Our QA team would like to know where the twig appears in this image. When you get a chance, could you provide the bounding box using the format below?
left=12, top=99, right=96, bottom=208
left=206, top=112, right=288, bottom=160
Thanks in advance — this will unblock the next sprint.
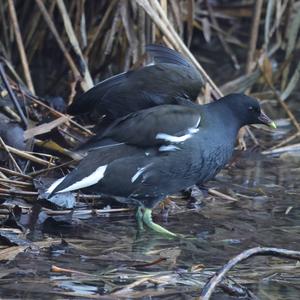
left=27, top=95, right=93, bottom=136
left=7, top=0, right=35, bottom=94
left=208, top=188, right=237, bottom=202
left=0, top=137, right=23, bottom=174
left=262, top=142, right=300, bottom=155
left=0, top=63, right=28, bottom=128
left=136, top=0, right=222, bottom=97
left=262, top=72, right=300, bottom=133
left=28, top=160, right=76, bottom=177
left=0, top=178, right=32, bottom=187
left=199, top=247, right=300, bottom=300
left=45, top=207, right=132, bottom=215
left=0, top=188, right=38, bottom=196
left=0, top=141, right=55, bottom=167
left=268, top=132, right=300, bottom=151
left=51, top=265, right=95, bottom=276
left=34, top=139, right=83, bottom=161
left=246, top=0, right=264, bottom=74
left=0, top=166, right=32, bottom=179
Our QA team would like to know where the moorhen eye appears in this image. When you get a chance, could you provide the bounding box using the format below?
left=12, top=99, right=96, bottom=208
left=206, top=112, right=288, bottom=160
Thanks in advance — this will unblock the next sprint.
left=249, top=106, right=260, bottom=113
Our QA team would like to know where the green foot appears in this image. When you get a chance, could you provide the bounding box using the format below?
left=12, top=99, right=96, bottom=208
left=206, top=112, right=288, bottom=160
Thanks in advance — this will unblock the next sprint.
left=143, top=208, right=177, bottom=237
left=136, top=207, right=144, bottom=231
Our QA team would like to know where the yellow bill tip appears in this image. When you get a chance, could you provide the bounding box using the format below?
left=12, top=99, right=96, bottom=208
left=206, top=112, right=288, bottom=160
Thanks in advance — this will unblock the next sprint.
left=269, top=121, right=277, bottom=129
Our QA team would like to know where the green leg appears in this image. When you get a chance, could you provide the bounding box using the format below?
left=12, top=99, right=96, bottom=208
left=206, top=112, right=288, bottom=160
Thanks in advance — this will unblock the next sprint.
left=143, top=208, right=177, bottom=237
left=136, top=207, right=144, bottom=231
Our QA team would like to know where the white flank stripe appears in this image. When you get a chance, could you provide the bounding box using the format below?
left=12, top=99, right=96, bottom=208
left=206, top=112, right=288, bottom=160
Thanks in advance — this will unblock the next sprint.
left=156, top=117, right=200, bottom=143
left=188, top=128, right=199, bottom=134
left=156, top=132, right=192, bottom=143
left=46, top=176, right=66, bottom=194
left=159, top=145, right=180, bottom=152
left=146, top=61, right=155, bottom=66
left=131, top=164, right=152, bottom=183
left=91, top=142, right=125, bottom=150
left=58, top=165, right=107, bottom=193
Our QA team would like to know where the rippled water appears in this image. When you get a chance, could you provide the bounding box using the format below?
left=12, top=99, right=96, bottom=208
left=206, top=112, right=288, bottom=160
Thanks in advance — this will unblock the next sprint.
left=0, top=150, right=299, bottom=299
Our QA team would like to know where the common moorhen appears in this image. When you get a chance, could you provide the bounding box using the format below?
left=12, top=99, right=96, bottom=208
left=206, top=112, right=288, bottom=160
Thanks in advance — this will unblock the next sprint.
left=68, top=45, right=203, bottom=137
left=48, top=94, right=276, bottom=236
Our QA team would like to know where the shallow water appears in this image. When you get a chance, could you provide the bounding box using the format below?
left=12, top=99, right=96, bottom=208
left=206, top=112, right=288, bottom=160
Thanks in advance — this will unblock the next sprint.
left=0, top=151, right=299, bottom=299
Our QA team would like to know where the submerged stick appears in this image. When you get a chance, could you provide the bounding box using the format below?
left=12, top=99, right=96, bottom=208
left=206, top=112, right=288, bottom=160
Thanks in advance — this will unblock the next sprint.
left=208, top=188, right=237, bottom=202
left=199, top=247, right=300, bottom=300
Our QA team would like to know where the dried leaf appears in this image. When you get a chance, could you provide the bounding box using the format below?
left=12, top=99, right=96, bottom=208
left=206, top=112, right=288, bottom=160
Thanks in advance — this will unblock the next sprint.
left=0, top=245, right=29, bottom=261
left=24, top=116, right=68, bottom=140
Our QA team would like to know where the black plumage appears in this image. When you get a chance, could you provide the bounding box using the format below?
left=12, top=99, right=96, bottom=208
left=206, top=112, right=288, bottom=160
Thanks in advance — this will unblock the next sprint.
left=68, top=44, right=203, bottom=126
left=48, top=94, right=276, bottom=236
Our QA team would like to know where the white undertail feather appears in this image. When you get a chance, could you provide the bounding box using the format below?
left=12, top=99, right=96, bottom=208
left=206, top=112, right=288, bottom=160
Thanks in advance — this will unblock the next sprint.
left=159, top=145, right=180, bottom=152
left=195, top=116, right=201, bottom=128
left=53, top=165, right=107, bottom=194
left=46, top=176, right=66, bottom=194
left=131, top=163, right=152, bottom=183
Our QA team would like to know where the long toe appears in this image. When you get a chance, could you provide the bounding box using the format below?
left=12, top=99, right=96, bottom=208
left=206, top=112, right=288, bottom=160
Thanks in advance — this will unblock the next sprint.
left=143, top=208, right=177, bottom=237
left=136, top=207, right=144, bottom=231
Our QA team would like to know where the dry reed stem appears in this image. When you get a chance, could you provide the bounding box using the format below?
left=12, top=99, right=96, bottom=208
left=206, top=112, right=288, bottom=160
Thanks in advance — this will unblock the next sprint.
left=7, top=0, right=35, bottom=94
left=136, top=0, right=222, bottom=98
left=0, top=178, right=32, bottom=187
left=0, top=137, right=23, bottom=174
left=56, top=0, right=93, bottom=89
left=206, top=1, right=239, bottom=70
left=262, top=72, right=300, bottom=133
left=34, top=0, right=89, bottom=92
left=85, top=1, right=117, bottom=57
left=246, top=0, right=264, bottom=74
left=0, top=166, right=32, bottom=179
left=0, top=141, right=55, bottom=167
left=0, top=64, right=28, bottom=128
left=0, top=188, right=38, bottom=196
left=28, top=96, right=93, bottom=136
left=268, top=132, right=300, bottom=151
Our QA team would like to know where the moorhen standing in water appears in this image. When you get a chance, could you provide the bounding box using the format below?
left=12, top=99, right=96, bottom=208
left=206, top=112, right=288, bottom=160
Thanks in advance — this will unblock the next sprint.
left=47, top=93, right=276, bottom=237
